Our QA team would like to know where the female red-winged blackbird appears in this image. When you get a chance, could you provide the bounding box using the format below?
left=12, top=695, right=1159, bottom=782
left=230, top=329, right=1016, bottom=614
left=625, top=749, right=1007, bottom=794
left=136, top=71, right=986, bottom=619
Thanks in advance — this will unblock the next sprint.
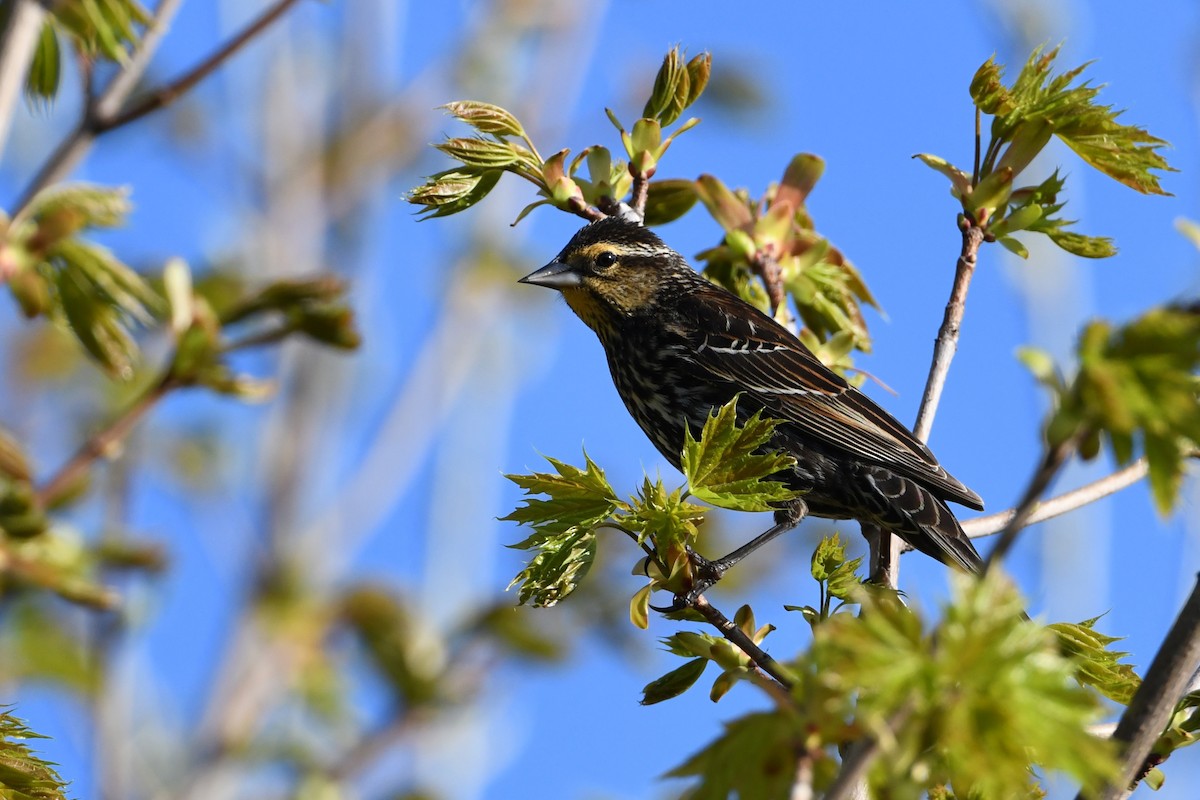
left=520, top=216, right=984, bottom=595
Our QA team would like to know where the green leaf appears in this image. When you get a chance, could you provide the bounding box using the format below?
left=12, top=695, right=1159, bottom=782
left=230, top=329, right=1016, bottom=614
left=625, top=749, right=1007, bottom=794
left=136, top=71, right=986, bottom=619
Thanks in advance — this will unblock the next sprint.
left=55, top=264, right=139, bottom=378
left=643, top=47, right=690, bottom=127
left=0, top=709, right=70, bottom=800
left=629, top=583, right=652, bottom=630
left=993, top=46, right=1173, bottom=194
left=681, top=397, right=800, bottom=512
left=51, top=0, right=150, bottom=63
left=25, top=21, right=60, bottom=101
left=914, top=153, right=972, bottom=197
left=408, top=168, right=503, bottom=218
left=666, top=711, right=804, bottom=800
left=440, top=100, right=526, bottom=137
left=970, top=55, right=1014, bottom=115
left=642, top=178, right=698, bottom=225
left=507, top=526, right=597, bottom=608
left=433, top=136, right=523, bottom=169
left=503, top=452, right=620, bottom=539
left=640, top=657, right=708, bottom=705
left=1049, top=617, right=1141, bottom=705
left=622, top=476, right=707, bottom=551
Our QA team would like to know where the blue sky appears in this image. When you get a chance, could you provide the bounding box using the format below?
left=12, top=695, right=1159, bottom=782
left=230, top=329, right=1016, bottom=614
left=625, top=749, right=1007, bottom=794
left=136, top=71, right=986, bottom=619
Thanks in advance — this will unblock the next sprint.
left=3, top=1, right=1199, bottom=798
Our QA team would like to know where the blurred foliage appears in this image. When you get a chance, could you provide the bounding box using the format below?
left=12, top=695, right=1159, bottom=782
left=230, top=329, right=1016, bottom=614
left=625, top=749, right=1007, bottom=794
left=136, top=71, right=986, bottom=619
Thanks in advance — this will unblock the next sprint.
left=668, top=575, right=1118, bottom=799
left=1019, top=303, right=1200, bottom=513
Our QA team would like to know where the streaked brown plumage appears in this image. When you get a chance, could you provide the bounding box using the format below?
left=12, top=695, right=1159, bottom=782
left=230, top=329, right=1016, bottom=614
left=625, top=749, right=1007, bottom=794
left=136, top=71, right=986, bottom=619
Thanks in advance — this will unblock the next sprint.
left=520, top=216, right=984, bottom=584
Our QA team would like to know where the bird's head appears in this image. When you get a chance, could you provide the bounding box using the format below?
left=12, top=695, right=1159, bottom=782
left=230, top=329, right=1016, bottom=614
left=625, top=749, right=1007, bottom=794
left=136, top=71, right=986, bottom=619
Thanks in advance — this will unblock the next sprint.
left=519, top=216, right=685, bottom=335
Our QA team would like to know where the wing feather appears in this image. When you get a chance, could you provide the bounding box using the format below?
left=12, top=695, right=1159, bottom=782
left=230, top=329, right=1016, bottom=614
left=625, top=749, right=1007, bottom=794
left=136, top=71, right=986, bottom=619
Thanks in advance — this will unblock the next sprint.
left=683, top=286, right=983, bottom=510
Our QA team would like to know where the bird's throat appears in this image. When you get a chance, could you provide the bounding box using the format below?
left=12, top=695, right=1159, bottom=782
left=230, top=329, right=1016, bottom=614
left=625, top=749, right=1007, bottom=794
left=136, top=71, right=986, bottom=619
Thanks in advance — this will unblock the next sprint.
left=562, top=287, right=619, bottom=339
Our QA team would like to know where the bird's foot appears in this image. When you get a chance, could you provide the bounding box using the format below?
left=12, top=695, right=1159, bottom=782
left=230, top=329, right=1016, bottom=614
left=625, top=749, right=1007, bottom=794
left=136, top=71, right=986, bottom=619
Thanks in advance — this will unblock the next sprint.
left=648, top=547, right=728, bottom=614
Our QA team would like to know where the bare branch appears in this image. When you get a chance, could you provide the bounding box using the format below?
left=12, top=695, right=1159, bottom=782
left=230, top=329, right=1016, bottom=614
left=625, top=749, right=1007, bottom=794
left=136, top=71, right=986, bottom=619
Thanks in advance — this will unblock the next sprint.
left=35, top=374, right=176, bottom=508
left=95, top=0, right=303, bottom=133
left=1084, top=575, right=1200, bottom=800
left=914, top=221, right=985, bottom=442
left=959, top=457, right=1148, bottom=540
left=629, top=172, right=650, bottom=220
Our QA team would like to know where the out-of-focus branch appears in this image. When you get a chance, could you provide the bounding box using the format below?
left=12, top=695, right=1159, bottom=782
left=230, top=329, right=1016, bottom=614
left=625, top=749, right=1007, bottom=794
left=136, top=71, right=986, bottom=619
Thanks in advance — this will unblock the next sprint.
left=959, top=457, right=1148, bottom=540
left=1084, top=575, right=1200, bottom=800
left=0, top=0, right=46, bottom=156
left=984, top=435, right=1078, bottom=570
left=14, top=0, right=303, bottom=213
left=825, top=706, right=912, bottom=800
left=35, top=373, right=176, bottom=508
left=95, top=0, right=303, bottom=133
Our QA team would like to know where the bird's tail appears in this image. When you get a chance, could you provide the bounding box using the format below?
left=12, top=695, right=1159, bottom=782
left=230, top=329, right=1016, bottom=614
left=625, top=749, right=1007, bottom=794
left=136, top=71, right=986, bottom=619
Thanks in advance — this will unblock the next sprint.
left=859, top=464, right=984, bottom=574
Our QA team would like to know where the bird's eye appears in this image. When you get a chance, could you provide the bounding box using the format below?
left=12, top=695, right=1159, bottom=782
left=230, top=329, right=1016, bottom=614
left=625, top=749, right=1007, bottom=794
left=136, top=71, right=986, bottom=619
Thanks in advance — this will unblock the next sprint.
left=595, top=251, right=618, bottom=269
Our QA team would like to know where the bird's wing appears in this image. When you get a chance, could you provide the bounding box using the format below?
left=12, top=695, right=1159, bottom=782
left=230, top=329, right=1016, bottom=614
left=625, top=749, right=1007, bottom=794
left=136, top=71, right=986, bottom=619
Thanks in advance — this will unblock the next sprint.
left=681, top=287, right=983, bottom=510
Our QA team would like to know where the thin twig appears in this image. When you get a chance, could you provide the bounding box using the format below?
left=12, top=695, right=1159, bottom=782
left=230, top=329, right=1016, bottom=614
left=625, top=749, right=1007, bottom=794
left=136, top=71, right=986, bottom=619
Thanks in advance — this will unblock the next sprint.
left=913, top=220, right=985, bottom=443
left=1083, top=575, right=1200, bottom=800
left=96, top=0, right=303, bottom=133
left=691, top=594, right=796, bottom=697
left=983, top=435, right=1078, bottom=571
left=35, top=374, right=176, bottom=507
left=959, top=457, right=1148, bottom=540
left=0, top=0, right=47, bottom=157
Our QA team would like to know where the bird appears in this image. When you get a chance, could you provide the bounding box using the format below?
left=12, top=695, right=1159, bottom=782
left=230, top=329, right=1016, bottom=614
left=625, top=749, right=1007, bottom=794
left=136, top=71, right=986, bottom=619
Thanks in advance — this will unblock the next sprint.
left=519, top=215, right=984, bottom=601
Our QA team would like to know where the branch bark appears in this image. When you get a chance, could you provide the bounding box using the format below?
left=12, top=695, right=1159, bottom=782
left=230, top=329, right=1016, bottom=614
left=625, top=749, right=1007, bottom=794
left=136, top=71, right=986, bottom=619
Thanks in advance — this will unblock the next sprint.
left=1084, top=575, right=1200, bottom=800
left=959, top=457, right=1148, bottom=540
left=692, top=594, right=796, bottom=697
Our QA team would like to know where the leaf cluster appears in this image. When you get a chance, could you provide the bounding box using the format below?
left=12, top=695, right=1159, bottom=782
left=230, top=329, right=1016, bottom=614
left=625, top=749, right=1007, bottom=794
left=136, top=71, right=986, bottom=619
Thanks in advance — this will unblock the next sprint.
left=408, top=47, right=709, bottom=224
left=503, top=397, right=798, bottom=611
left=1019, top=303, right=1200, bottom=512
left=693, top=155, right=879, bottom=358
left=671, top=576, right=1117, bottom=799
left=411, top=49, right=880, bottom=372
left=917, top=45, right=1172, bottom=260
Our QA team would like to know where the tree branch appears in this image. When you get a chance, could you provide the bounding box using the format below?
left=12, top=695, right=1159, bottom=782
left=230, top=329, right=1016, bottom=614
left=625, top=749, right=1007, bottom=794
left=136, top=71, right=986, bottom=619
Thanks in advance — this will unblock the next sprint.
left=983, top=435, right=1078, bottom=571
left=1084, top=575, right=1200, bottom=800
left=95, top=0, right=303, bottom=133
left=959, top=457, right=1148, bottom=540
left=691, top=594, right=796, bottom=697
left=13, top=0, right=302, bottom=214
left=35, top=374, right=176, bottom=508
left=914, top=220, right=985, bottom=442
left=629, top=171, right=650, bottom=220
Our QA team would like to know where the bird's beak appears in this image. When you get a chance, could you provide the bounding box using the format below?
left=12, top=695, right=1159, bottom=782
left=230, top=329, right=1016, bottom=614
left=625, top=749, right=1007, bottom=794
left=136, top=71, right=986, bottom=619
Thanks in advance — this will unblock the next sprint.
left=518, top=259, right=582, bottom=289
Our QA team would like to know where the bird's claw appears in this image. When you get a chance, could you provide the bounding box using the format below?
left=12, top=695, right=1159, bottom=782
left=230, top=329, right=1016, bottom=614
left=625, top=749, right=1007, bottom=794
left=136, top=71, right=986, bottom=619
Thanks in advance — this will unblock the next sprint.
left=648, top=548, right=728, bottom=615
